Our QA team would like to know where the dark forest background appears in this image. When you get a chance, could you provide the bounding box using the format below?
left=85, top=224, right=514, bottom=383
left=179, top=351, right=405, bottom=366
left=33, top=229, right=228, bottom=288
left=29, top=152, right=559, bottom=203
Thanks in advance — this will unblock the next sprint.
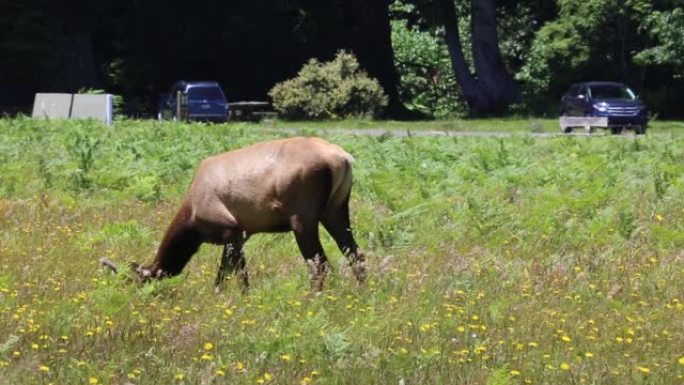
left=1, top=0, right=682, bottom=119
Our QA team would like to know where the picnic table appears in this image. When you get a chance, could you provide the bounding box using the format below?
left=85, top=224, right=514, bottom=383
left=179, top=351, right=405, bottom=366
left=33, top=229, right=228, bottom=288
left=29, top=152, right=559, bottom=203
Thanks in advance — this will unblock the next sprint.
left=228, top=101, right=276, bottom=121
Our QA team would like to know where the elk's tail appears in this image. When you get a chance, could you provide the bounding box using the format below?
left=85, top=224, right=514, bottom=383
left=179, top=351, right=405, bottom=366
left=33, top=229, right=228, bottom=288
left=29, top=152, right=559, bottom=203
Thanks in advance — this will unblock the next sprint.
left=328, top=153, right=354, bottom=208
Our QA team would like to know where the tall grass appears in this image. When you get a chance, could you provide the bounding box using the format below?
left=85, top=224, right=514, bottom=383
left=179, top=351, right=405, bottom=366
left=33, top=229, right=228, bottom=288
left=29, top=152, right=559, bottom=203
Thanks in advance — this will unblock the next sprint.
left=0, top=117, right=683, bottom=384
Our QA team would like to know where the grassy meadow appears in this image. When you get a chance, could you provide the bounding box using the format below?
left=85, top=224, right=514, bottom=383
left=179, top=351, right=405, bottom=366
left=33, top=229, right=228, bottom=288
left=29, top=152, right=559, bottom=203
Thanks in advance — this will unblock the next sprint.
left=0, top=117, right=683, bottom=384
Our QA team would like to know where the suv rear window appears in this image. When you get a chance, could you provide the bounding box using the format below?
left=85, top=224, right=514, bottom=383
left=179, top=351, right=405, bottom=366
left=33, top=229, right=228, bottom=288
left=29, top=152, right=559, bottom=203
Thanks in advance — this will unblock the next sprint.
left=188, top=86, right=224, bottom=101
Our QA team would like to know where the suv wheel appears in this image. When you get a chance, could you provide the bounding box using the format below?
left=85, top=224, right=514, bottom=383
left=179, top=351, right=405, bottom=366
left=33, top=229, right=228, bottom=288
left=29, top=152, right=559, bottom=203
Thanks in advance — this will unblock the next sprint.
left=610, top=126, right=623, bottom=135
left=635, top=125, right=646, bottom=135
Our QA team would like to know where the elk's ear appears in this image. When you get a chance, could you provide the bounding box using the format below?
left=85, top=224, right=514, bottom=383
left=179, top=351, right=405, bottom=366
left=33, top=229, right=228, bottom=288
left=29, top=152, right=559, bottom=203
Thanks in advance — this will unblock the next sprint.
left=127, top=262, right=152, bottom=281
left=128, top=261, right=140, bottom=274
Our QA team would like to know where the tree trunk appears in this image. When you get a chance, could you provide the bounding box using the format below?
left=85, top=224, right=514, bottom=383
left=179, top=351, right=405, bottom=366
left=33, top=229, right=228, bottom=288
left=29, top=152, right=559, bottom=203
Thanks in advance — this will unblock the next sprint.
left=337, top=0, right=418, bottom=119
left=471, top=0, right=521, bottom=111
left=439, top=0, right=521, bottom=115
left=54, top=27, right=100, bottom=91
left=438, top=0, right=490, bottom=113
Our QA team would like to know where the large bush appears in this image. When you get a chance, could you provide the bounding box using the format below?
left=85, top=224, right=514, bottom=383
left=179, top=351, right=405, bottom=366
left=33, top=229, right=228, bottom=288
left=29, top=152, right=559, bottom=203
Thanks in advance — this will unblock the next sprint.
left=269, top=51, right=388, bottom=120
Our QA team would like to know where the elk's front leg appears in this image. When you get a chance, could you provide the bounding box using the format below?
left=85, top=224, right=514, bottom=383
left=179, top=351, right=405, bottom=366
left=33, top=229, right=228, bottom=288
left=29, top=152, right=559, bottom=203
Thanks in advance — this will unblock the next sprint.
left=214, top=241, right=248, bottom=294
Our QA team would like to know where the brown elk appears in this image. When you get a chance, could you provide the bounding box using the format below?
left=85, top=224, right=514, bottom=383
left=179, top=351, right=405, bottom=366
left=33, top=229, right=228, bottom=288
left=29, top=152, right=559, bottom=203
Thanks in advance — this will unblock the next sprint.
left=107, top=137, right=366, bottom=293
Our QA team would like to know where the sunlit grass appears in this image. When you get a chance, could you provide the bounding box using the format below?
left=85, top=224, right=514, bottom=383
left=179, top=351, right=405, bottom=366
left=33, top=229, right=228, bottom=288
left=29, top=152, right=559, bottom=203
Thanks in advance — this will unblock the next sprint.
left=0, top=117, right=683, bottom=384
left=263, top=117, right=684, bottom=134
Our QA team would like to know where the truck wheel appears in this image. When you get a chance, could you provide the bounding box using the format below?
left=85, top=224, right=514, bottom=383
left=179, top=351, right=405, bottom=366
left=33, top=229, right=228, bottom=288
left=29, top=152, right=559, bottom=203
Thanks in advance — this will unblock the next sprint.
left=610, top=126, right=623, bottom=135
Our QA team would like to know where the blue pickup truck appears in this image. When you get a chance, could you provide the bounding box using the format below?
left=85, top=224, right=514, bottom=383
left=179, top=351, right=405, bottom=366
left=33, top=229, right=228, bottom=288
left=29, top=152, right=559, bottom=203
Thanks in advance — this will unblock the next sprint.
left=158, top=81, right=229, bottom=123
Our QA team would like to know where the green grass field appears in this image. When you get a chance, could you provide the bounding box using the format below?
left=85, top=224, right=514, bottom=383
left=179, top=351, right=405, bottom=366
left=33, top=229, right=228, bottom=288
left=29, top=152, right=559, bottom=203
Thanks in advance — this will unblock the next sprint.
left=1, top=117, right=683, bottom=384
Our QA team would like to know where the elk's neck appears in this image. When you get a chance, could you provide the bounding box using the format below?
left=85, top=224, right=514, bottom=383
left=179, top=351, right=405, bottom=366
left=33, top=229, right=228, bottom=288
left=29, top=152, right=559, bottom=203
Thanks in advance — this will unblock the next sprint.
left=152, top=203, right=201, bottom=276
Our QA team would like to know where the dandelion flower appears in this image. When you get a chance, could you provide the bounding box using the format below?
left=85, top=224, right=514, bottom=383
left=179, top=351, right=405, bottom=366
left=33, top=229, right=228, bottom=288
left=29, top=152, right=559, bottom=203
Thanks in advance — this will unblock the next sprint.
left=510, top=370, right=521, bottom=376
left=89, top=378, right=99, bottom=384
left=174, top=373, right=185, bottom=381
left=560, top=363, right=571, bottom=371
left=215, top=370, right=225, bottom=377
left=38, top=365, right=50, bottom=372
left=203, top=342, right=214, bottom=350
left=280, top=354, right=292, bottom=362
left=561, top=335, right=572, bottom=342
left=637, top=366, right=650, bottom=374
left=264, top=372, right=273, bottom=381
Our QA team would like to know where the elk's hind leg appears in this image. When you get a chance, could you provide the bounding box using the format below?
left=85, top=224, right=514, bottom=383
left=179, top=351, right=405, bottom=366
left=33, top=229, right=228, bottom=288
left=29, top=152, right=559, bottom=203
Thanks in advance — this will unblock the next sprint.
left=291, top=216, right=330, bottom=292
left=322, top=202, right=367, bottom=284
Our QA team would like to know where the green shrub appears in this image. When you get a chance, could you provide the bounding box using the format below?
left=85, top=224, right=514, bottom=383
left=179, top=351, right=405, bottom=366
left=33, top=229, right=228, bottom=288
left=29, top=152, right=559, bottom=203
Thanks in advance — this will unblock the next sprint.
left=269, top=51, right=388, bottom=120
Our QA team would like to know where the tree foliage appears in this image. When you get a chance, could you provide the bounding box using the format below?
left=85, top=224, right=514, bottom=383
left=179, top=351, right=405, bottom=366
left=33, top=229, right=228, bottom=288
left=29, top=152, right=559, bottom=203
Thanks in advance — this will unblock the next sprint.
left=635, top=7, right=684, bottom=73
left=1, top=0, right=684, bottom=118
left=391, top=13, right=464, bottom=118
left=515, top=0, right=684, bottom=115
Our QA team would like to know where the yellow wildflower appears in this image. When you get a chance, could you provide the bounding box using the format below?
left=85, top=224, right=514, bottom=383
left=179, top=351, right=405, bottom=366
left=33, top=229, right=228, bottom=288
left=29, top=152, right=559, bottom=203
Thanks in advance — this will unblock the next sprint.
left=203, top=342, right=214, bottom=350
left=637, top=366, right=650, bottom=374
left=215, top=370, right=225, bottom=377
left=560, top=363, right=571, bottom=371
left=89, top=378, right=99, bottom=384
left=510, top=370, right=521, bottom=376
left=679, top=356, right=684, bottom=366
left=38, top=365, right=50, bottom=372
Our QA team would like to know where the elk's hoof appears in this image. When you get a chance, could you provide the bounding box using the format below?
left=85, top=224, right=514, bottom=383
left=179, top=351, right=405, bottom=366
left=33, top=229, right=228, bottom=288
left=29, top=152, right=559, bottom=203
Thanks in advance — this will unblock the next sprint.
left=352, top=261, right=368, bottom=284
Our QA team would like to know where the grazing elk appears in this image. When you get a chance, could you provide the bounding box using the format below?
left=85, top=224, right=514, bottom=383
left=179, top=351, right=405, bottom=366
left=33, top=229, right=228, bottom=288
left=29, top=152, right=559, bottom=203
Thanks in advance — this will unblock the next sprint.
left=123, top=137, right=366, bottom=293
